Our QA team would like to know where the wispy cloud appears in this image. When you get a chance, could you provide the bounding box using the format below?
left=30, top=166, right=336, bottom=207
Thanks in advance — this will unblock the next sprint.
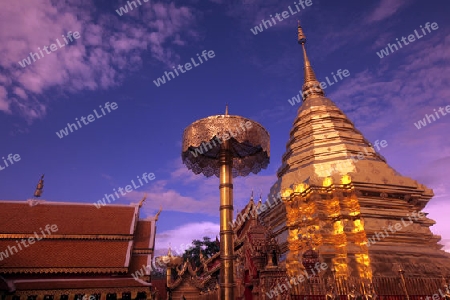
left=124, top=158, right=277, bottom=216
left=366, top=0, right=409, bottom=23
left=0, top=0, right=200, bottom=121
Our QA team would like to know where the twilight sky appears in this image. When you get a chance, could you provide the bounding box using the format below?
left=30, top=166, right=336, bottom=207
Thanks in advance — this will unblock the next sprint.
left=1, top=0, right=449, bottom=256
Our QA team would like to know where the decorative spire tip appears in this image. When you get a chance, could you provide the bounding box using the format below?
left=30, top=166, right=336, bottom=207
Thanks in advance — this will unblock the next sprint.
left=33, top=174, right=45, bottom=198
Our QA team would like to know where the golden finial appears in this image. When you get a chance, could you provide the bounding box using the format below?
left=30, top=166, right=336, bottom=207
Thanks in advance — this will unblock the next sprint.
left=138, top=193, right=147, bottom=208
left=297, top=20, right=306, bottom=45
left=225, top=104, right=229, bottom=115
left=297, top=22, right=324, bottom=100
left=155, top=205, right=163, bottom=221
left=33, top=174, right=44, bottom=198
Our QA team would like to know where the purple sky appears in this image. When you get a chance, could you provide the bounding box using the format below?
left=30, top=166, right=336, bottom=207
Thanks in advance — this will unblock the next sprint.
left=0, top=0, right=449, bottom=256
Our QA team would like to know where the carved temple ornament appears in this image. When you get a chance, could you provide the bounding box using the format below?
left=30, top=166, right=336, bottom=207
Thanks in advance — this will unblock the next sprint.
left=365, top=283, right=378, bottom=300
left=323, top=176, right=333, bottom=187
left=281, top=174, right=354, bottom=200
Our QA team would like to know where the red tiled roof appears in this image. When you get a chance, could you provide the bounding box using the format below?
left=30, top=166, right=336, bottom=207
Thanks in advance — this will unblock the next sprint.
left=0, top=200, right=137, bottom=236
left=134, top=219, right=155, bottom=250
left=0, top=200, right=157, bottom=275
left=0, top=239, right=130, bottom=270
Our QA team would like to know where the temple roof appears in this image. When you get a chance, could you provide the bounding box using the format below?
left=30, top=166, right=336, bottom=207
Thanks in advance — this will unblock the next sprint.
left=0, top=200, right=137, bottom=236
left=0, top=200, right=156, bottom=275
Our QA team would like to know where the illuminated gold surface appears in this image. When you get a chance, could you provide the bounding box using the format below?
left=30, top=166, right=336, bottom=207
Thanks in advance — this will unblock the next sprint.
left=297, top=23, right=324, bottom=100
left=219, top=140, right=235, bottom=300
left=182, top=114, right=270, bottom=177
left=281, top=177, right=372, bottom=293
left=182, top=112, right=270, bottom=299
left=261, top=23, right=450, bottom=295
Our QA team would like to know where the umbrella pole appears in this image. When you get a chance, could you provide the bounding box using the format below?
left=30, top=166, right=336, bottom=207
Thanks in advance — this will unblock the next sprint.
left=219, top=140, right=235, bottom=300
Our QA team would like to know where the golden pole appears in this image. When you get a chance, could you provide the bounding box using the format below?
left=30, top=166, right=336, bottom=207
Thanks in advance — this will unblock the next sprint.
left=219, top=139, right=235, bottom=300
left=166, top=266, right=171, bottom=300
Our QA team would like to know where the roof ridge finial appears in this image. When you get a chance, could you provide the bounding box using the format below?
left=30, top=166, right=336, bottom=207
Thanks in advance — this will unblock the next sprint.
left=225, top=104, right=229, bottom=115
left=154, top=205, right=162, bottom=221
left=33, top=174, right=44, bottom=198
left=138, top=193, right=147, bottom=208
left=297, top=22, right=324, bottom=101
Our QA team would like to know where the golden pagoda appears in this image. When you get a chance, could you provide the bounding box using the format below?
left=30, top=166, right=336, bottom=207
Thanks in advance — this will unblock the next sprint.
left=261, top=23, right=450, bottom=296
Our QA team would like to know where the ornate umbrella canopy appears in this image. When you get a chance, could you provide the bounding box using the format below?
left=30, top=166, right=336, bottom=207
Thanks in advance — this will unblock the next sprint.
left=182, top=114, right=270, bottom=177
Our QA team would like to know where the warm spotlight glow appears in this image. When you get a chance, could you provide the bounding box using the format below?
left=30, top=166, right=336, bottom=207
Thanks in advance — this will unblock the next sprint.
left=341, top=174, right=351, bottom=185
left=353, top=219, right=364, bottom=232
left=323, top=176, right=333, bottom=187
left=282, top=188, right=293, bottom=198
left=334, top=220, right=344, bottom=234
left=294, top=183, right=308, bottom=193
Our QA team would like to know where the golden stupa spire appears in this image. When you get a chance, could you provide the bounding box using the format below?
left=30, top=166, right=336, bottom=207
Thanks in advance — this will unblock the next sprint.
left=297, top=21, right=324, bottom=100
left=33, top=174, right=44, bottom=198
